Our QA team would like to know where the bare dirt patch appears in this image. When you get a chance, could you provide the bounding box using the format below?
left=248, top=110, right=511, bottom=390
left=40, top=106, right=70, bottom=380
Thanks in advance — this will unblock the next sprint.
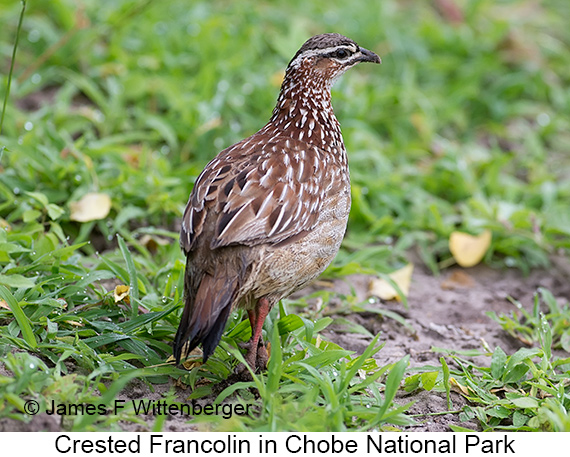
left=319, top=257, right=570, bottom=431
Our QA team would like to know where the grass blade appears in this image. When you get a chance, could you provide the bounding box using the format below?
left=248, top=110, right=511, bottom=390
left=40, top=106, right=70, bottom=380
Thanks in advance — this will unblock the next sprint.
left=0, top=284, right=37, bottom=349
left=376, top=355, right=409, bottom=420
left=0, top=1, right=25, bottom=136
left=441, top=356, right=452, bottom=410
left=117, top=235, right=139, bottom=317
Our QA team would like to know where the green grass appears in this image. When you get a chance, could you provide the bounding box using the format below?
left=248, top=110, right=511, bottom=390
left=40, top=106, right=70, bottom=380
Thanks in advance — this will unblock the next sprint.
left=1, top=0, right=569, bottom=431
left=488, top=287, right=570, bottom=351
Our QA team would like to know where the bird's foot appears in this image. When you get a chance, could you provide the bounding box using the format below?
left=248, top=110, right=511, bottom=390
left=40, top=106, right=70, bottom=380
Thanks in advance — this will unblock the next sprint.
left=256, top=343, right=268, bottom=371
left=233, top=338, right=268, bottom=379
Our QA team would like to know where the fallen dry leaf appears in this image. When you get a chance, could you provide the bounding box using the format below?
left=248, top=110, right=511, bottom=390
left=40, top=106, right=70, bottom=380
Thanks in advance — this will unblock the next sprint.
left=368, top=263, right=414, bottom=301
left=122, top=144, right=143, bottom=168
left=441, top=270, right=476, bottom=290
left=167, top=345, right=203, bottom=370
left=114, top=284, right=130, bottom=304
left=0, top=218, right=11, bottom=231
left=196, top=116, right=222, bottom=136
left=315, top=334, right=323, bottom=349
left=139, top=234, right=170, bottom=253
left=449, top=377, right=471, bottom=396
left=182, top=358, right=203, bottom=371
left=449, top=230, right=492, bottom=268
left=69, top=192, right=111, bottom=222
left=498, top=29, right=543, bottom=67
left=0, top=299, right=9, bottom=310
left=63, top=320, right=84, bottom=327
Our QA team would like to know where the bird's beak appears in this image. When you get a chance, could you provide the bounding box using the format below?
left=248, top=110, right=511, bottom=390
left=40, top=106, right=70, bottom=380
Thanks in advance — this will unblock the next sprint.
left=358, top=47, right=381, bottom=64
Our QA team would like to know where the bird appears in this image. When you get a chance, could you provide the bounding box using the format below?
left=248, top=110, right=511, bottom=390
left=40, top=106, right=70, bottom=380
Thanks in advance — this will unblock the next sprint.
left=173, top=33, right=381, bottom=372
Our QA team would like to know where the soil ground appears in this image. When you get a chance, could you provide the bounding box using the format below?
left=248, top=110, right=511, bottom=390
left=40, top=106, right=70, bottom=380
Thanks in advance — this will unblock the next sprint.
left=320, top=254, right=570, bottom=431
left=2, top=255, right=569, bottom=432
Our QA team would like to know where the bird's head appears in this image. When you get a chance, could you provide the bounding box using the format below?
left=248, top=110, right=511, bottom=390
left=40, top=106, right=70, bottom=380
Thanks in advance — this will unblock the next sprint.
left=285, top=33, right=381, bottom=86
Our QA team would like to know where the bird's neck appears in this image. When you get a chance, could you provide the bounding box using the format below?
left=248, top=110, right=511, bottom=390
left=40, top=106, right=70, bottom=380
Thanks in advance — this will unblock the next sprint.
left=263, top=68, right=344, bottom=152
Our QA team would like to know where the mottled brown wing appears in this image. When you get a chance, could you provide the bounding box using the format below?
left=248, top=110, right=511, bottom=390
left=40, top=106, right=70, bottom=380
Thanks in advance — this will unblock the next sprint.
left=180, top=135, right=329, bottom=253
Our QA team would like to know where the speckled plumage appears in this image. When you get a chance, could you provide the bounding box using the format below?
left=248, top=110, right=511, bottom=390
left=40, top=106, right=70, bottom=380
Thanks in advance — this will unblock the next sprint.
left=174, top=33, right=380, bottom=370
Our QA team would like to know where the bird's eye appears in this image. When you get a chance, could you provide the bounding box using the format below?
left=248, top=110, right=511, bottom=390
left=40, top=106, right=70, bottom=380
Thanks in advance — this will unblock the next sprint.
left=332, top=49, right=350, bottom=59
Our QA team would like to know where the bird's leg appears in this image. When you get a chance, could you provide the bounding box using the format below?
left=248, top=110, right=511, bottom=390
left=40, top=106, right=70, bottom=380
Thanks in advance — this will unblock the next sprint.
left=244, top=297, right=270, bottom=370
left=237, top=310, right=257, bottom=356
left=246, top=309, right=257, bottom=337
left=252, top=298, right=269, bottom=370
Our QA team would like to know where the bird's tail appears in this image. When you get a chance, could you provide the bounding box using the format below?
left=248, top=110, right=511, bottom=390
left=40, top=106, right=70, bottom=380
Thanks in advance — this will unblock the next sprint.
left=173, top=263, right=239, bottom=364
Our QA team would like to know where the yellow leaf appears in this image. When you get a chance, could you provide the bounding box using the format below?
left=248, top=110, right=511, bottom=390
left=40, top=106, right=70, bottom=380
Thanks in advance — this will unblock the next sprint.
left=0, top=299, right=9, bottom=310
left=182, top=358, right=203, bottom=371
left=449, top=230, right=492, bottom=267
left=195, top=116, right=222, bottom=136
left=440, top=270, right=475, bottom=290
left=63, top=320, right=84, bottom=327
left=114, top=284, right=130, bottom=304
left=449, top=377, right=471, bottom=395
left=167, top=345, right=203, bottom=370
left=315, top=334, right=323, bottom=349
left=368, top=263, right=414, bottom=301
left=70, top=192, right=111, bottom=222
left=139, top=234, right=169, bottom=253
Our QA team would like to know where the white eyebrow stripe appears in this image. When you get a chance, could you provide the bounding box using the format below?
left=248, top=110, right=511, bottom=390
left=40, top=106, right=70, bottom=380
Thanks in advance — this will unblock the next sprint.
left=289, top=44, right=358, bottom=67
